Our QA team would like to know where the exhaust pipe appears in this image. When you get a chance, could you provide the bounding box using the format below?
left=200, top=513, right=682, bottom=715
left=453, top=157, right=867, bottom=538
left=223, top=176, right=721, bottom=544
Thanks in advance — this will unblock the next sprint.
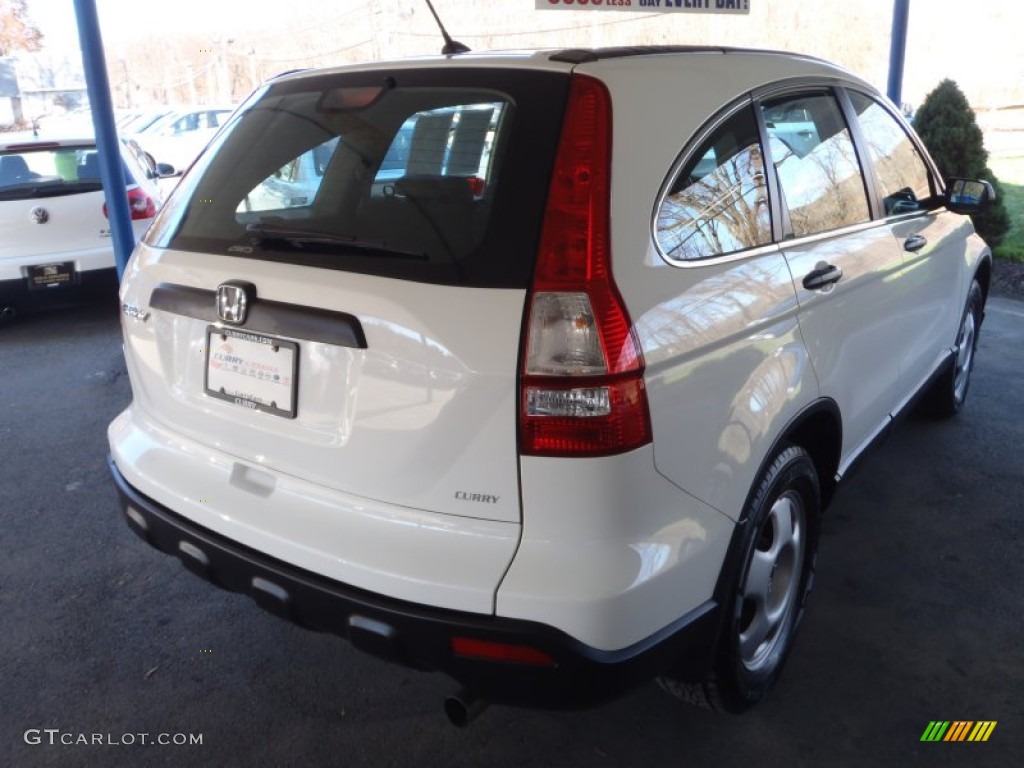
left=443, top=688, right=488, bottom=727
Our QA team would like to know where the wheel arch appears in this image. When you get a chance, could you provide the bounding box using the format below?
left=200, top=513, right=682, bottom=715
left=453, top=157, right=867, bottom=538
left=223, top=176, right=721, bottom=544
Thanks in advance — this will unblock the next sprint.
left=710, top=398, right=841, bottom=626
left=738, top=399, right=842, bottom=521
left=780, top=400, right=843, bottom=511
left=974, top=253, right=992, bottom=305
left=693, top=409, right=837, bottom=703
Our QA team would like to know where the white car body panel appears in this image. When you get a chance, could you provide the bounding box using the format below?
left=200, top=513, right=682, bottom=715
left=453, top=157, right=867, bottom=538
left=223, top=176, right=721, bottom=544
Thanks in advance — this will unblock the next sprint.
left=889, top=211, right=974, bottom=390
left=502, top=447, right=734, bottom=650
left=119, top=244, right=526, bottom=524
left=0, top=190, right=150, bottom=279
left=629, top=244, right=813, bottom=519
left=108, top=407, right=518, bottom=614
left=781, top=222, right=907, bottom=460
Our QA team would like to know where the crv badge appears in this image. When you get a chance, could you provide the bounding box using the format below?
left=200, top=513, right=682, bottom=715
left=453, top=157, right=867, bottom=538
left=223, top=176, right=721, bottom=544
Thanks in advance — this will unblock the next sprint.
left=216, top=281, right=256, bottom=325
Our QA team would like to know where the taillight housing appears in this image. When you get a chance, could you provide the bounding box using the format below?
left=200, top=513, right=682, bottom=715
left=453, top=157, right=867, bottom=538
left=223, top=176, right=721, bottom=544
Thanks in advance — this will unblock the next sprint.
left=519, top=75, right=652, bottom=458
left=103, top=187, right=156, bottom=220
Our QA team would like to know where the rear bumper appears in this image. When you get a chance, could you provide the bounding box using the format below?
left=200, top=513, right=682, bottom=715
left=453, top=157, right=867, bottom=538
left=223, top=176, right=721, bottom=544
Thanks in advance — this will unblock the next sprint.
left=109, top=456, right=721, bottom=709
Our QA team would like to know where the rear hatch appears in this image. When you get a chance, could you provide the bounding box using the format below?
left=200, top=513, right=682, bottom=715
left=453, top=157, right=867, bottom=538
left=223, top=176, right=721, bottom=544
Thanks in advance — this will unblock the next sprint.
left=123, top=65, right=571, bottom=523
left=0, top=143, right=112, bottom=264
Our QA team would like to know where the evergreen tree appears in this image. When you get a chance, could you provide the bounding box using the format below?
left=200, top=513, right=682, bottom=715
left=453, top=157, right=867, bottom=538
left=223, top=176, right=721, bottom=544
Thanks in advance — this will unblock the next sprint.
left=914, top=79, right=1010, bottom=248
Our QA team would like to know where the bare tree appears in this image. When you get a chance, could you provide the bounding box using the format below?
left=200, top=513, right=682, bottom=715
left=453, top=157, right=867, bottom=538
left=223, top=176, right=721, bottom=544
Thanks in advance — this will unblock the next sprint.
left=0, top=0, right=42, bottom=56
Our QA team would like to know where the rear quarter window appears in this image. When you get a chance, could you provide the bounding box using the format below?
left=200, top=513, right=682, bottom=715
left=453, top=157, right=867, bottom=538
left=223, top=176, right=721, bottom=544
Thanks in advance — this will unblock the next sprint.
left=656, top=105, right=772, bottom=262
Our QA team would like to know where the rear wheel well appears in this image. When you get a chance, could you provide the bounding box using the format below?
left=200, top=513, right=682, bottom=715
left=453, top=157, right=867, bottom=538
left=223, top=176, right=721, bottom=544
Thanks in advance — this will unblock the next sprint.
left=974, top=256, right=992, bottom=305
left=783, top=408, right=841, bottom=510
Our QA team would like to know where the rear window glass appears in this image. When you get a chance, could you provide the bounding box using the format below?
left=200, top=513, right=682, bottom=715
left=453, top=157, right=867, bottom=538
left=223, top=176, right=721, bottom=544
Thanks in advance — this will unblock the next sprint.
left=147, top=69, right=570, bottom=288
left=0, top=146, right=134, bottom=200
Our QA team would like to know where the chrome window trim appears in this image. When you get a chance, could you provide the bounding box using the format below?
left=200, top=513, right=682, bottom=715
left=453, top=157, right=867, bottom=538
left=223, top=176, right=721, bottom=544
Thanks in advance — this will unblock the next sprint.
left=651, top=75, right=888, bottom=270
left=775, top=215, right=894, bottom=251
left=651, top=96, right=766, bottom=269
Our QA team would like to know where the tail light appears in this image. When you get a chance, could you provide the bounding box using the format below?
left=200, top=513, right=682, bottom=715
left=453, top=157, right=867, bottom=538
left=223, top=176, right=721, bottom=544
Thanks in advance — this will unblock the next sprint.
left=464, top=176, right=486, bottom=198
left=103, top=187, right=156, bottom=220
left=518, top=75, right=652, bottom=458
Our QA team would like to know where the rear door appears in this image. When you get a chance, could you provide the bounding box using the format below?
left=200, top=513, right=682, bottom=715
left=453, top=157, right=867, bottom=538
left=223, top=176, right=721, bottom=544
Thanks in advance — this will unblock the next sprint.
left=124, top=68, right=570, bottom=524
left=763, top=89, right=906, bottom=460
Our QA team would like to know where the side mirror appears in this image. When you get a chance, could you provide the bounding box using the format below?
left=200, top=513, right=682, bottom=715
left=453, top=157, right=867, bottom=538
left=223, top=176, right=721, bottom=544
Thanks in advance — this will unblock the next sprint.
left=945, top=178, right=995, bottom=214
left=155, top=162, right=178, bottom=178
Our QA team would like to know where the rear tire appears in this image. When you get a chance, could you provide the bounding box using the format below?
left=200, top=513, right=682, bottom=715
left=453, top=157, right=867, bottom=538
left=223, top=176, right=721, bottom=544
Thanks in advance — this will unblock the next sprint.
left=926, top=279, right=983, bottom=418
left=659, top=445, right=820, bottom=712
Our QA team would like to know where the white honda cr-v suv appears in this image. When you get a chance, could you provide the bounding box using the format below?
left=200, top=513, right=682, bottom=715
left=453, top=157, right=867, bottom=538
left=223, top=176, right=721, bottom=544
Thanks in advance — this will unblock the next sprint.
left=108, top=46, right=993, bottom=721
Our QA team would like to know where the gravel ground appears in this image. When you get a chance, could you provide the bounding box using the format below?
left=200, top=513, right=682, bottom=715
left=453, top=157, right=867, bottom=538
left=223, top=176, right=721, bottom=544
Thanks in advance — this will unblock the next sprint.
left=992, top=258, right=1024, bottom=298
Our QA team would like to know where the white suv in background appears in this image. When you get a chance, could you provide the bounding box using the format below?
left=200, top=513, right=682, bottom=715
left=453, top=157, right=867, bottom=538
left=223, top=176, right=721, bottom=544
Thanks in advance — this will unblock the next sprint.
left=108, top=47, right=993, bottom=721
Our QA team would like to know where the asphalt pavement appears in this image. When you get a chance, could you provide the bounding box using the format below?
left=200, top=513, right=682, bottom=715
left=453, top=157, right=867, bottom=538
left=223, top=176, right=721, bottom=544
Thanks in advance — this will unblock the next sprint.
left=1, top=293, right=1021, bottom=768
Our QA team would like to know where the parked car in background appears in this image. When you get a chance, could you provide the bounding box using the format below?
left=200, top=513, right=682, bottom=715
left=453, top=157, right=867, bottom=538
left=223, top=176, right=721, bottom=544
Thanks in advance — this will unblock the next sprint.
left=1, top=133, right=169, bottom=318
left=133, top=105, right=236, bottom=173
left=108, top=47, right=993, bottom=721
left=32, top=107, right=96, bottom=135
left=118, top=108, right=176, bottom=134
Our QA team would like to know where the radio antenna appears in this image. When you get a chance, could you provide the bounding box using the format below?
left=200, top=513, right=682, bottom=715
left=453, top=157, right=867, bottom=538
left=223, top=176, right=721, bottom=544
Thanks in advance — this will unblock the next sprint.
left=423, top=0, right=470, bottom=55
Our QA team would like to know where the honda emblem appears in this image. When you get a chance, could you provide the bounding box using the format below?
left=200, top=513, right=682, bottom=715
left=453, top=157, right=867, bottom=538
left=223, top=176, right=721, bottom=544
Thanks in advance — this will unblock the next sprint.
left=216, top=281, right=255, bottom=325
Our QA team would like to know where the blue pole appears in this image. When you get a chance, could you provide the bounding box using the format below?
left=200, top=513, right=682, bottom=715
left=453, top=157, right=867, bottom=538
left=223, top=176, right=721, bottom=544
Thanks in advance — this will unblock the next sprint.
left=887, top=0, right=910, bottom=107
left=73, top=0, right=135, bottom=280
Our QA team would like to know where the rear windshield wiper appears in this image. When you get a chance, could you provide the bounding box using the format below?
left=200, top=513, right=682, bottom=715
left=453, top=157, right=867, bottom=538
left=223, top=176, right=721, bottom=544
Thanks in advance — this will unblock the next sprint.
left=245, top=224, right=427, bottom=260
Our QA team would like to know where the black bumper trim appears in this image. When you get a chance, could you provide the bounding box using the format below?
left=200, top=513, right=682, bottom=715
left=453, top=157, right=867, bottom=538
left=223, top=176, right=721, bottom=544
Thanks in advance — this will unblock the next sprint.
left=0, top=267, right=118, bottom=308
left=109, top=456, right=719, bottom=709
left=148, top=282, right=367, bottom=348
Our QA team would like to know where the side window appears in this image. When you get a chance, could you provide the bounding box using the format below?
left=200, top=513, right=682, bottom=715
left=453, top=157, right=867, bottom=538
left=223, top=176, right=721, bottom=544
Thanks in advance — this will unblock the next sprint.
left=847, top=91, right=934, bottom=215
left=237, top=137, right=340, bottom=213
left=372, top=103, right=505, bottom=198
left=656, top=105, right=771, bottom=261
left=762, top=92, right=870, bottom=237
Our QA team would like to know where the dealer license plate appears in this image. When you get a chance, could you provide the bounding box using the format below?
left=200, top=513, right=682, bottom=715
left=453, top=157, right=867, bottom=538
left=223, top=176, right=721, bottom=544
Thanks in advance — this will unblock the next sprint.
left=204, top=326, right=298, bottom=418
left=27, top=262, right=77, bottom=290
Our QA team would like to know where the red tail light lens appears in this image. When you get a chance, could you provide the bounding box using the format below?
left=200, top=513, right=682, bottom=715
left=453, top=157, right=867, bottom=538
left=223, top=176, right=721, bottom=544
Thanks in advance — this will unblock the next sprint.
left=451, top=637, right=556, bottom=667
left=103, top=187, right=156, bottom=220
left=465, top=176, right=486, bottom=198
left=519, top=75, right=652, bottom=458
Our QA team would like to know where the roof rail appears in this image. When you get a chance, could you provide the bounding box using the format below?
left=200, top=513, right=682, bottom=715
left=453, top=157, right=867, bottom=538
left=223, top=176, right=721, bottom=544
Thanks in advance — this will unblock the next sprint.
left=549, top=46, right=830, bottom=66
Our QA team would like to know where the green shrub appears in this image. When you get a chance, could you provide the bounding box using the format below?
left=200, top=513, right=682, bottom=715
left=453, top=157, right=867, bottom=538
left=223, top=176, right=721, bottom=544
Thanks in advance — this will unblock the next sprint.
left=995, top=244, right=1024, bottom=263
left=914, top=79, right=1011, bottom=248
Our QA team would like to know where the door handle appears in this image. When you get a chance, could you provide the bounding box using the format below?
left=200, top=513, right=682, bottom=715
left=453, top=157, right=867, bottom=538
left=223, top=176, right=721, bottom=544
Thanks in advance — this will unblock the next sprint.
left=904, top=234, right=928, bottom=252
left=802, top=263, right=843, bottom=291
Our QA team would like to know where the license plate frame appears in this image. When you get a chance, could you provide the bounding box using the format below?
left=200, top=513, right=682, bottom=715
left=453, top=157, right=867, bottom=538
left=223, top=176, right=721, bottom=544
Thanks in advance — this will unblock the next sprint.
left=27, top=261, right=77, bottom=290
left=204, top=326, right=299, bottom=419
